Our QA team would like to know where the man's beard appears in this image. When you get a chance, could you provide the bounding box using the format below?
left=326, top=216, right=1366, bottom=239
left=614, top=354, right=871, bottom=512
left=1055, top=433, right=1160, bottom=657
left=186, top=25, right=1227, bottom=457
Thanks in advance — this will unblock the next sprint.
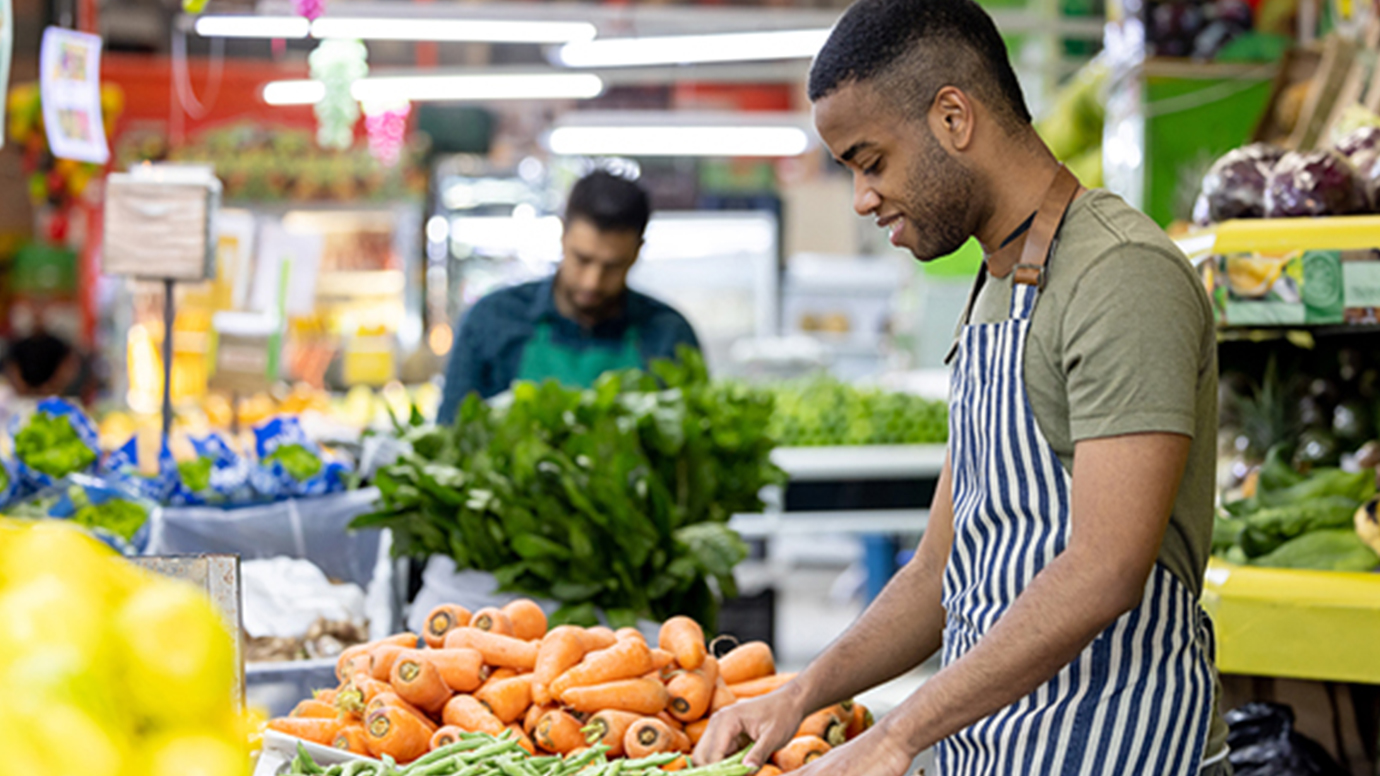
left=902, top=130, right=978, bottom=262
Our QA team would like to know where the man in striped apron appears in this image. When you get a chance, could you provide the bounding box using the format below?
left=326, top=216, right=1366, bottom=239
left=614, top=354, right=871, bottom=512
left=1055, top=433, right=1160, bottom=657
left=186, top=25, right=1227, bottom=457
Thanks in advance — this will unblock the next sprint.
left=694, top=0, right=1228, bottom=773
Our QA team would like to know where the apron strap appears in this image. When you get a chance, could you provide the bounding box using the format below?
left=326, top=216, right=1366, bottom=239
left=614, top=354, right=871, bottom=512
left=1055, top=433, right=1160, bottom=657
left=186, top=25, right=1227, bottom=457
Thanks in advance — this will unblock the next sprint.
left=983, top=165, right=1081, bottom=290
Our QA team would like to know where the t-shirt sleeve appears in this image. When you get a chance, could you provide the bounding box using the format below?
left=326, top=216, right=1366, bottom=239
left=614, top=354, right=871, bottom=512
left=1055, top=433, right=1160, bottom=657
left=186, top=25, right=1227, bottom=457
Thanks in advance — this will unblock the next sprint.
left=1061, top=246, right=1208, bottom=442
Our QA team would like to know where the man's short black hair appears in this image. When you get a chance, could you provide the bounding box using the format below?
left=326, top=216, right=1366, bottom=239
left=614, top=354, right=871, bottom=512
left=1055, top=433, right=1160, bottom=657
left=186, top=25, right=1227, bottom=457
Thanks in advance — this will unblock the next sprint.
left=564, top=170, right=652, bottom=237
left=809, top=0, right=1032, bottom=131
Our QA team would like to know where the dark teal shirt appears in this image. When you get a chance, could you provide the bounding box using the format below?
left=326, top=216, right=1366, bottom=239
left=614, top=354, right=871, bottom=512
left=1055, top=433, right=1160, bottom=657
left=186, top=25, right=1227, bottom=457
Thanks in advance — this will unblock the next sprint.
left=437, top=278, right=700, bottom=424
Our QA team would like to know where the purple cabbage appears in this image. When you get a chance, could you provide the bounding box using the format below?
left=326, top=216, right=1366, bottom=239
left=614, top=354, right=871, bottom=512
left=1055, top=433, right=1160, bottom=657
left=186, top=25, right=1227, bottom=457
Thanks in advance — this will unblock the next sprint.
left=1199, top=143, right=1286, bottom=221
left=1263, top=150, right=1367, bottom=218
left=1333, top=126, right=1380, bottom=161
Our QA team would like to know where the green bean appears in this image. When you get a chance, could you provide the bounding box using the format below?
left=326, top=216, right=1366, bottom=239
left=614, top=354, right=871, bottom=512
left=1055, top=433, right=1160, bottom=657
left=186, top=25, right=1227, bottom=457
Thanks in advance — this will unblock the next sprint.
left=618, top=753, right=682, bottom=770
left=401, top=739, right=493, bottom=774
left=459, top=740, right=523, bottom=763
left=560, top=744, right=611, bottom=774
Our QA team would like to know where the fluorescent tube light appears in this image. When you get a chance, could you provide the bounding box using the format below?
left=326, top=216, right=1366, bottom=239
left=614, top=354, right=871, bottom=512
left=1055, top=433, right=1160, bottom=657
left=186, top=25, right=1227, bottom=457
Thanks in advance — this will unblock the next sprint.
left=311, top=18, right=597, bottom=43
left=262, top=79, right=326, bottom=106
left=194, top=15, right=311, bottom=38
left=546, top=125, right=812, bottom=157
left=351, top=73, right=603, bottom=103
left=555, top=28, right=830, bottom=68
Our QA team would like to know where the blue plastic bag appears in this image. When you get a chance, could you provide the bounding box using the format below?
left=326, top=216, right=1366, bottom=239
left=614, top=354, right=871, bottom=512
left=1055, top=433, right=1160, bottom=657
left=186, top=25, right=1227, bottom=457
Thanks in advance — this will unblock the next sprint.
left=188, top=432, right=255, bottom=505
left=9, top=398, right=100, bottom=492
left=102, top=436, right=174, bottom=504
left=252, top=416, right=348, bottom=500
left=4, top=473, right=154, bottom=555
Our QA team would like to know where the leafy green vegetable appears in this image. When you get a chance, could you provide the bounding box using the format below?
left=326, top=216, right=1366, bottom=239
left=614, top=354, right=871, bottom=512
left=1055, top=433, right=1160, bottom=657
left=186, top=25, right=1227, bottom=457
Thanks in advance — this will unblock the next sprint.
left=763, top=376, right=947, bottom=447
left=72, top=497, right=149, bottom=542
left=265, top=444, right=323, bottom=481
left=1251, top=529, right=1380, bottom=572
left=178, top=457, right=214, bottom=492
left=356, top=348, right=784, bottom=630
left=0, top=463, right=9, bottom=494
left=15, top=412, right=96, bottom=479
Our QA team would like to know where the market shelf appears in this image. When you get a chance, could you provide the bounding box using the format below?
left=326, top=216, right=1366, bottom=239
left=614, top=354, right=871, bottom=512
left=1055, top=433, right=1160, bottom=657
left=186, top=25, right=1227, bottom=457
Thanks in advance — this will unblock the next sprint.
left=730, top=509, right=929, bottom=539
left=1177, top=214, right=1380, bottom=258
left=1202, top=559, right=1380, bottom=684
left=770, top=444, right=946, bottom=482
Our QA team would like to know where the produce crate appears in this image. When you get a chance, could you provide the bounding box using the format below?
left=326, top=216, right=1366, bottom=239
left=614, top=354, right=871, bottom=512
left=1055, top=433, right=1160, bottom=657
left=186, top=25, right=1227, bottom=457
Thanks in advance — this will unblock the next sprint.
left=1179, top=215, right=1380, bottom=326
left=254, top=730, right=373, bottom=776
left=1202, top=559, right=1380, bottom=683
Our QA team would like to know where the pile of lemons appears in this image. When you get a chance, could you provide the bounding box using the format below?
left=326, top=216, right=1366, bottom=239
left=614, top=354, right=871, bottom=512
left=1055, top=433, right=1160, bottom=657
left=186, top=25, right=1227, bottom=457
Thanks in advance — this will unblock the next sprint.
left=0, top=519, right=249, bottom=776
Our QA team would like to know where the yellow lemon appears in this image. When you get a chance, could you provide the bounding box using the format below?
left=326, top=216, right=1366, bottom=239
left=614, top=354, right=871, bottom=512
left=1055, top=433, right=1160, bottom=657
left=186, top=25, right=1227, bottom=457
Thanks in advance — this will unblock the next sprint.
left=113, top=579, right=236, bottom=727
left=0, top=575, right=110, bottom=668
left=139, top=731, right=248, bottom=776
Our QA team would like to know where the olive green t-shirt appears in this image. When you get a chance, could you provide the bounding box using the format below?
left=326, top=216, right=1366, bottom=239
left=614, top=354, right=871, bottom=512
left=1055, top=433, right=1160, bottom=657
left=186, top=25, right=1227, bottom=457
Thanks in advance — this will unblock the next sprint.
left=953, top=189, right=1228, bottom=761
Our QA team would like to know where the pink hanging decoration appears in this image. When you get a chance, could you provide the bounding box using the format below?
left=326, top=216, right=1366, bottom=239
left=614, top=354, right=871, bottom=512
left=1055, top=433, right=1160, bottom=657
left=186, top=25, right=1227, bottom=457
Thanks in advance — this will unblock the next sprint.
left=293, top=0, right=325, bottom=22
left=364, top=101, right=411, bottom=167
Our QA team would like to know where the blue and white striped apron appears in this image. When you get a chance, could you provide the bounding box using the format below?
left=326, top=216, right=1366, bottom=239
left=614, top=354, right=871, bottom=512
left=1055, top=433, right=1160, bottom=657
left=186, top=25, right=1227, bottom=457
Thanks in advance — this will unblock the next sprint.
left=936, top=167, right=1215, bottom=776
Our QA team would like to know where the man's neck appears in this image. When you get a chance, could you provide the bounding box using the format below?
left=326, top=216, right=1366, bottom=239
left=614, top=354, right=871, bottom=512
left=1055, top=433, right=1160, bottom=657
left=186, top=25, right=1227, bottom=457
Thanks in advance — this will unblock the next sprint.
left=973, top=150, right=1063, bottom=257
left=552, top=284, right=617, bottom=329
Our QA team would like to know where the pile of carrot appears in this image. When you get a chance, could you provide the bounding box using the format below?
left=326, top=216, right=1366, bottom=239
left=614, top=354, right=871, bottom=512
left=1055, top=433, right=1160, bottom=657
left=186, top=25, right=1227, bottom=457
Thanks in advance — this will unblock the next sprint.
left=267, top=599, right=872, bottom=773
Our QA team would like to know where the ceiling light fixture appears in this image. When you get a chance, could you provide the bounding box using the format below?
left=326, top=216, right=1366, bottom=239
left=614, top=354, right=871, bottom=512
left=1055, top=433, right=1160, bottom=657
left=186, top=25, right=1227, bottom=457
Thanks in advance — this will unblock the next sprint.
left=310, top=18, right=597, bottom=43
left=545, top=125, right=813, bottom=158
left=262, top=73, right=605, bottom=105
left=194, top=15, right=311, bottom=39
left=555, top=28, right=831, bottom=68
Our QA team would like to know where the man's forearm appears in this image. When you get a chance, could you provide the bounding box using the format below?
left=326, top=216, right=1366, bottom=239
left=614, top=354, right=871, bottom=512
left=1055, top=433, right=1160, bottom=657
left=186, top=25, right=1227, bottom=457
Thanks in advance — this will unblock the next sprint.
left=791, top=546, right=947, bottom=714
left=878, top=547, right=1139, bottom=755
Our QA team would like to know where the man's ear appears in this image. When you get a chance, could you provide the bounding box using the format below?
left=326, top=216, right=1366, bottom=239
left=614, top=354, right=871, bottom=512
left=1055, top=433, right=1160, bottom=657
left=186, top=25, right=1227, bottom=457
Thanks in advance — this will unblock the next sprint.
left=930, top=86, right=977, bottom=153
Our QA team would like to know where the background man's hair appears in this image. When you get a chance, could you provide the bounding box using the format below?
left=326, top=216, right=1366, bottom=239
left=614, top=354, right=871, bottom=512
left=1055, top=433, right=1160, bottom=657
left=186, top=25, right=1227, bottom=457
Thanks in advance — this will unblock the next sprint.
left=564, top=170, right=652, bottom=237
left=808, top=0, right=1032, bottom=132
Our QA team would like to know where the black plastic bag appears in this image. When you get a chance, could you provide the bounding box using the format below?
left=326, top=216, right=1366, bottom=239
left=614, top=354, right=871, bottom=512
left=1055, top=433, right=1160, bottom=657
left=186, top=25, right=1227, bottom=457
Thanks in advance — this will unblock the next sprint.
left=1225, top=702, right=1347, bottom=776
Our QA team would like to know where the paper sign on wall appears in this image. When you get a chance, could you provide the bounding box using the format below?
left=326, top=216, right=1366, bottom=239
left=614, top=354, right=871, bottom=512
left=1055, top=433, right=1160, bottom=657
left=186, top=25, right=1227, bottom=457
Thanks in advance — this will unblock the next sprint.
left=39, top=27, right=107, bottom=164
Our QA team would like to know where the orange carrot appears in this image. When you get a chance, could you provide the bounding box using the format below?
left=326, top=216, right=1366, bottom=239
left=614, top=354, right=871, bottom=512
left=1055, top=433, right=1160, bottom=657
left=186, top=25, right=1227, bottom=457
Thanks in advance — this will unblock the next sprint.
left=424, top=647, right=486, bottom=693
left=771, top=736, right=831, bottom=772
left=525, top=703, right=557, bottom=735
left=657, top=617, right=706, bottom=671
left=371, top=644, right=410, bottom=682
left=314, top=688, right=339, bottom=706
left=661, top=755, right=690, bottom=771
left=581, top=710, right=641, bottom=757
left=710, top=675, right=736, bottom=714
left=616, top=627, right=647, bottom=643
left=382, top=632, right=421, bottom=648
left=337, top=674, right=394, bottom=717
left=333, top=724, right=369, bottom=755
left=502, top=599, right=548, bottom=642
left=533, top=709, right=586, bottom=754
left=390, top=649, right=452, bottom=714
left=475, top=674, right=532, bottom=723
left=365, top=705, right=432, bottom=763
left=470, top=607, right=515, bottom=636
left=847, top=703, right=873, bottom=740
left=797, top=704, right=849, bottom=747
left=533, top=628, right=587, bottom=706
left=650, top=648, right=676, bottom=672
left=718, top=641, right=774, bottom=685
left=366, top=692, right=438, bottom=733
left=728, top=672, right=796, bottom=699
left=666, top=670, right=713, bottom=722
left=268, top=717, right=345, bottom=746
left=756, top=766, right=783, bottom=776
left=430, top=725, right=465, bottom=751
left=423, top=604, right=472, bottom=649
left=291, top=698, right=340, bottom=719
left=508, top=723, right=537, bottom=755
left=484, top=667, right=519, bottom=686
left=685, top=719, right=709, bottom=746
left=549, top=638, right=655, bottom=699
left=657, top=711, right=685, bottom=731
left=336, top=644, right=372, bottom=683
left=582, top=626, right=618, bottom=651
left=441, top=694, right=506, bottom=736
left=444, top=629, right=539, bottom=671
left=622, top=717, right=685, bottom=758
left=560, top=678, right=670, bottom=715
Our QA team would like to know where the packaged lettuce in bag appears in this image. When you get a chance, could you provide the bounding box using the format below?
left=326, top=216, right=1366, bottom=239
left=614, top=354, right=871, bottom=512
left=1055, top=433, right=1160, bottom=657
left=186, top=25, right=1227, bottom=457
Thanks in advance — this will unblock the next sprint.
left=0, top=456, right=19, bottom=509
left=186, top=433, right=254, bottom=505
left=101, top=436, right=172, bottom=504
left=5, top=473, right=153, bottom=555
left=10, top=398, right=100, bottom=491
left=252, top=416, right=348, bottom=499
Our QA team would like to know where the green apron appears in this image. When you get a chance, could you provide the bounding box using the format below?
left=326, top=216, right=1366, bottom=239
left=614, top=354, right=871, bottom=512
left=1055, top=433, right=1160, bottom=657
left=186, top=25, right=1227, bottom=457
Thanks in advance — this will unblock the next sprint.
left=516, top=321, right=643, bottom=388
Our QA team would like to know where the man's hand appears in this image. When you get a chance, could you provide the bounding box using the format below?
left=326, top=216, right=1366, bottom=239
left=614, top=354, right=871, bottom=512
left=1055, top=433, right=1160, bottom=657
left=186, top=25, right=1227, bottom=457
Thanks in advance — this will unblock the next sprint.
left=692, top=684, right=808, bottom=769
left=789, top=724, right=916, bottom=776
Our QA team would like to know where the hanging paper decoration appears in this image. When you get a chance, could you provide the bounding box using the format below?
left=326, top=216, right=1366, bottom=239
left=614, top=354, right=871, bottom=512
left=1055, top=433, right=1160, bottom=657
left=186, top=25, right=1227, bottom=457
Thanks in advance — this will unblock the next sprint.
left=363, top=100, right=410, bottom=167
left=293, top=0, right=326, bottom=21
left=308, top=39, right=367, bottom=151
